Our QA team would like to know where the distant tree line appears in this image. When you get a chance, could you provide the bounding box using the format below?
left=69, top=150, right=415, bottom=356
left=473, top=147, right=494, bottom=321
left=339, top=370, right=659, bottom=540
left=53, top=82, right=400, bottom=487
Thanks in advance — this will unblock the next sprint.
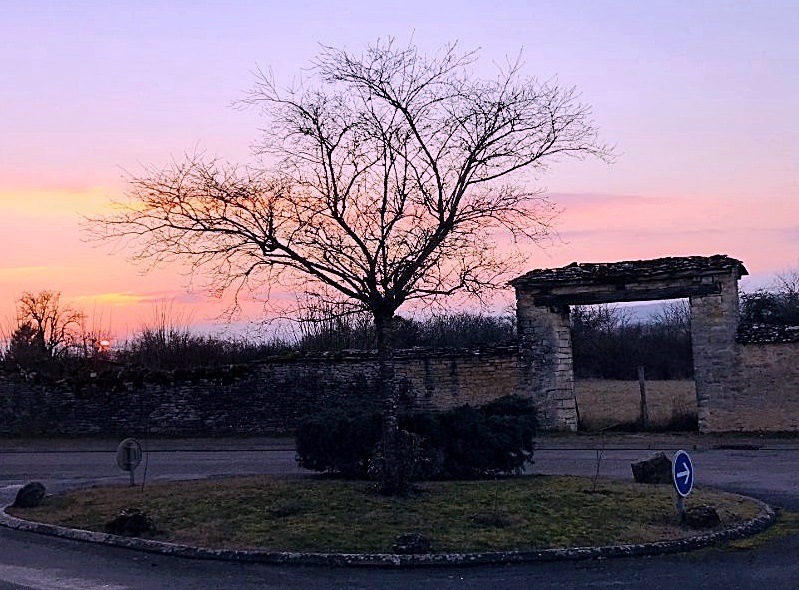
left=739, top=270, right=799, bottom=326
left=5, top=270, right=799, bottom=380
left=570, top=301, right=693, bottom=380
left=0, top=292, right=286, bottom=379
left=0, top=290, right=514, bottom=378
left=571, top=269, right=799, bottom=380
left=293, top=298, right=515, bottom=352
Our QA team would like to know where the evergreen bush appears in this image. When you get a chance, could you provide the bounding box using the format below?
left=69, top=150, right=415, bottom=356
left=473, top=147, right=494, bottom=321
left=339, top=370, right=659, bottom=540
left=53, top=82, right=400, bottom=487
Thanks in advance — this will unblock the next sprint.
left=294, top=409, right=382, bottom=478
left=294, top=395, right=537, bottom=480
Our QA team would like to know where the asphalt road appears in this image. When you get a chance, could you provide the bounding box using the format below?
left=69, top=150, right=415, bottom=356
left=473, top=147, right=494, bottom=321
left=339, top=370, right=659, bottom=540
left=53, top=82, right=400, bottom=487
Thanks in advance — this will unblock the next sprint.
left=1, top=437, right=798, bottom=589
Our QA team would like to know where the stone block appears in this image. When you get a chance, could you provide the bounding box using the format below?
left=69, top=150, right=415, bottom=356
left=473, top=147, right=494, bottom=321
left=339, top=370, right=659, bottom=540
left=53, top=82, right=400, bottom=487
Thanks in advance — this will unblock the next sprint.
left=683, top=504, right=720, bottom=529
left=631, top=452, right=672, bottom=484
left=105, top=508, right=155, bottom=536
left=13, top=481, right=46, bottom=508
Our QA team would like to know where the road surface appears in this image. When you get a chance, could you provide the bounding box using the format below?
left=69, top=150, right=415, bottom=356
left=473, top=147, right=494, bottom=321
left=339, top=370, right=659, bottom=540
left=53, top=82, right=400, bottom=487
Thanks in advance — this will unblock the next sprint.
left=0, top=436, right=797, bottom=589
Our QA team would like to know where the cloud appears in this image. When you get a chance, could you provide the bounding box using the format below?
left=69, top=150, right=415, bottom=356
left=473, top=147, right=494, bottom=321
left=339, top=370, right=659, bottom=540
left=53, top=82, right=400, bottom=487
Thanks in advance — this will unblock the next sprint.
left=779, top=226, right=799, bottom=243
left=172, top=292, right=204, bottom=305
left=0, top=266, right=56, bottom=277
left=72, top=292, right=152, bottom=307
left=542, top=222, right=796, bottom=278
left=547, top=192, right=669, bottom=209
left=72, top=289, right=215, bottom=307
left=0, top=186, right=115, bottom=218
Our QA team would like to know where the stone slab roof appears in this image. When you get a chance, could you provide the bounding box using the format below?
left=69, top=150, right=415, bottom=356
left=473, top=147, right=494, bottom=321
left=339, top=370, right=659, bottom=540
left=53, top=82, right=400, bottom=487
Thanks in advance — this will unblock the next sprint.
left=511, top=255, right=748, bottom=288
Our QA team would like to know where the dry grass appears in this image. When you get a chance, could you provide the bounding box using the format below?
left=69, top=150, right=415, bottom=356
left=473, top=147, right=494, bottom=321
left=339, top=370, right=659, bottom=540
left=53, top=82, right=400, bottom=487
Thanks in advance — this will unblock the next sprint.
left=8, top=475, right=759, bottom=553
left=575, top=379, right=697, bottom=431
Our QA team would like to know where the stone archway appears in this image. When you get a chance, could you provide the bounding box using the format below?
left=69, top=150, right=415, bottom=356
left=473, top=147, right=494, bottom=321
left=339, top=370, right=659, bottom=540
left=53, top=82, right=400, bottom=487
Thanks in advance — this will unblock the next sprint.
left=510, top=255, right=748, bottom=431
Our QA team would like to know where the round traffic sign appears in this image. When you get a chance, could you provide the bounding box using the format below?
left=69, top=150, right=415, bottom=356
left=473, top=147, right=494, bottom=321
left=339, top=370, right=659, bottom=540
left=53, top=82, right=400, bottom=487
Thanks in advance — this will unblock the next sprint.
left=116, top=438, right=143, bottom=472
left=672, top=449, right=694, bottom=497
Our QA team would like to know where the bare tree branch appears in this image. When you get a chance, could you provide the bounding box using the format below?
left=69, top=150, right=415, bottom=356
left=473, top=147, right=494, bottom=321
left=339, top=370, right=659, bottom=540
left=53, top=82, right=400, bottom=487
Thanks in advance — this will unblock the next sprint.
left=87, top=39, right=613, bottom=493
left=90, top=36, right=613, bottom=326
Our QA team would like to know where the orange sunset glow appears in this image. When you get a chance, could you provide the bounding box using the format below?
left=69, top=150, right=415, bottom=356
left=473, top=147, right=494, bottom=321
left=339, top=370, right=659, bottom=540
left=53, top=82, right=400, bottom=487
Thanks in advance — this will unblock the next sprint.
left=2, top=2, right=796, bottom=336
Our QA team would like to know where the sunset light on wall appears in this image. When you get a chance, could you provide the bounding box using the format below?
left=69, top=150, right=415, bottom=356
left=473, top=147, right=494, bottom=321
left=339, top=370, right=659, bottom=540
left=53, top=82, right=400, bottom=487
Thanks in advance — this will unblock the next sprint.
left=2, top=1, right=796, bottom=335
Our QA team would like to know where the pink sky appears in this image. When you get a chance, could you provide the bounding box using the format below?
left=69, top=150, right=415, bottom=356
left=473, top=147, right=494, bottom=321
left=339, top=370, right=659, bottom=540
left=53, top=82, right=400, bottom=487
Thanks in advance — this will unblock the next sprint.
left=1, top=1, right=796, bottom=336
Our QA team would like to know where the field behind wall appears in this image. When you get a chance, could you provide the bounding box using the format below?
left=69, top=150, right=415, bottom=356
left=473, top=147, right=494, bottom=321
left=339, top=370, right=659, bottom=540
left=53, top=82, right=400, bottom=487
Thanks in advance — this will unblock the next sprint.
left=574, top=379, right=697, bottom=431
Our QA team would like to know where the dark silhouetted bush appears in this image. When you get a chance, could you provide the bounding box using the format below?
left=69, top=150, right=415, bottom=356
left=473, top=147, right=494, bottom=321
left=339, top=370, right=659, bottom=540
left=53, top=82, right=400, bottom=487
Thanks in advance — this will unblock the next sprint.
left=740, top=290, right=799, bottom=326
left=295, top=409, right=383, bottom=478
left=295, top=395, right=537, bottom=480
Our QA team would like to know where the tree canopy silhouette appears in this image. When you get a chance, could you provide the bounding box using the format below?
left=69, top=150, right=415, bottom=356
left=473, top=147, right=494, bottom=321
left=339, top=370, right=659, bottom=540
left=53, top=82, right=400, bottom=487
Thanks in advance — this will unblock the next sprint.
left=90, top=39, right=612, bottom=493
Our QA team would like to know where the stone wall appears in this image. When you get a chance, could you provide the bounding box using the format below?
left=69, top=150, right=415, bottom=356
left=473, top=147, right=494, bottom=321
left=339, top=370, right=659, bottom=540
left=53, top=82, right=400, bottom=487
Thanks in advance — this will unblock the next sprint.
left=396, top=349, right=519, bottom=411
left=701, top=340, right=799, bottom=432
left=3, top=323, right=799, bottom=436
left=0, top=347, right=519, bottom=437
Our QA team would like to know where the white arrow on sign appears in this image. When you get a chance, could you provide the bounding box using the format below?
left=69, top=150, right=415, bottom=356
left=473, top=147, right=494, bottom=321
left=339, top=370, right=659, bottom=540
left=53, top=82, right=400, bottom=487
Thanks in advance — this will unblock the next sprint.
left=673, top=450, right=694, bottom=498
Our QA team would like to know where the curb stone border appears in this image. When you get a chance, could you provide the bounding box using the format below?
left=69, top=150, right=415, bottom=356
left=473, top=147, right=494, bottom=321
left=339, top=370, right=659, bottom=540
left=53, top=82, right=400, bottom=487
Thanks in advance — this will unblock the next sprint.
left=0, top=497, right=776, bottom=568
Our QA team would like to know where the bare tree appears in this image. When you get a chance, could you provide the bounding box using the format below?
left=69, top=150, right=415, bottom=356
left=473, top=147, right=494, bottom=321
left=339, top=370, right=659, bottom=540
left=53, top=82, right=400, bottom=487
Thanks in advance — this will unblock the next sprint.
left=292, top=292, right=375, bottom=351
left=7, top=290, right=85, bottom=367
left=740, top=268, right=799, bottom=327
left=570, top=304, right=633, bottom=379
left=652, top=300, right=691, bottom=335
left=90, top=39, right=612, bottom=493
left=775, top=268, right=799, bottom=299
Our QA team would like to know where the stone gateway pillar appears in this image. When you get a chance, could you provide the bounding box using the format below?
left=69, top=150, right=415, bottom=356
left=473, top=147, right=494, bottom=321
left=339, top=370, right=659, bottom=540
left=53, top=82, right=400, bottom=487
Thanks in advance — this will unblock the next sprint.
left=515, top=290, right=577, bottom=431
left=511, top=255, right=748, bottom=431
left=689, top=275, right=743, bottom=431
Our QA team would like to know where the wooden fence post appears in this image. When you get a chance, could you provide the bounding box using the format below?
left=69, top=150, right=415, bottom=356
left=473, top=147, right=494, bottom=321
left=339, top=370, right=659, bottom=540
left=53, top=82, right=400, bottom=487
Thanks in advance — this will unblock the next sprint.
left=638, top=365, right=649, bottom=431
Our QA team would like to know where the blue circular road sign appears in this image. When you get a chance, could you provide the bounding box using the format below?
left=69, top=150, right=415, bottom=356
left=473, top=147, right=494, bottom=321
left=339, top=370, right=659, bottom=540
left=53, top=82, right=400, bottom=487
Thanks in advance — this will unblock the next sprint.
left=672, top=450, right=694, bottom=497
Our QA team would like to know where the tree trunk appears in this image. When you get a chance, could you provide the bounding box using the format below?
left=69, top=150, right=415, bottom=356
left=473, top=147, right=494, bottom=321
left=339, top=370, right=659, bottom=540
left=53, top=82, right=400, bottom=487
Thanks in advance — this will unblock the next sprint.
left=374, top=310, right=407, bottom=495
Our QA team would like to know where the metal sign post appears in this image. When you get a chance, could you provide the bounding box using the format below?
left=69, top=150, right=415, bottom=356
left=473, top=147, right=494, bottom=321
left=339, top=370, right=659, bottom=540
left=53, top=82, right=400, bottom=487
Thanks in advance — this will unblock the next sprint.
left=672, top=449, right=694, bottom=522
left=116, top=438, right=143, bottom=487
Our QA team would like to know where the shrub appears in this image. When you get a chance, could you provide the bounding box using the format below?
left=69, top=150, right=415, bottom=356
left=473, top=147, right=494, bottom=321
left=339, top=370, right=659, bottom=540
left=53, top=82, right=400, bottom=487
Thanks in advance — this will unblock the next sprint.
left=294, top=395, right=537, bottom=480
left=294, top=409, right=382, bottom=478
left=740, top=289, right=799, bottom=326
left=412, top=395, right=538, bottom=479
